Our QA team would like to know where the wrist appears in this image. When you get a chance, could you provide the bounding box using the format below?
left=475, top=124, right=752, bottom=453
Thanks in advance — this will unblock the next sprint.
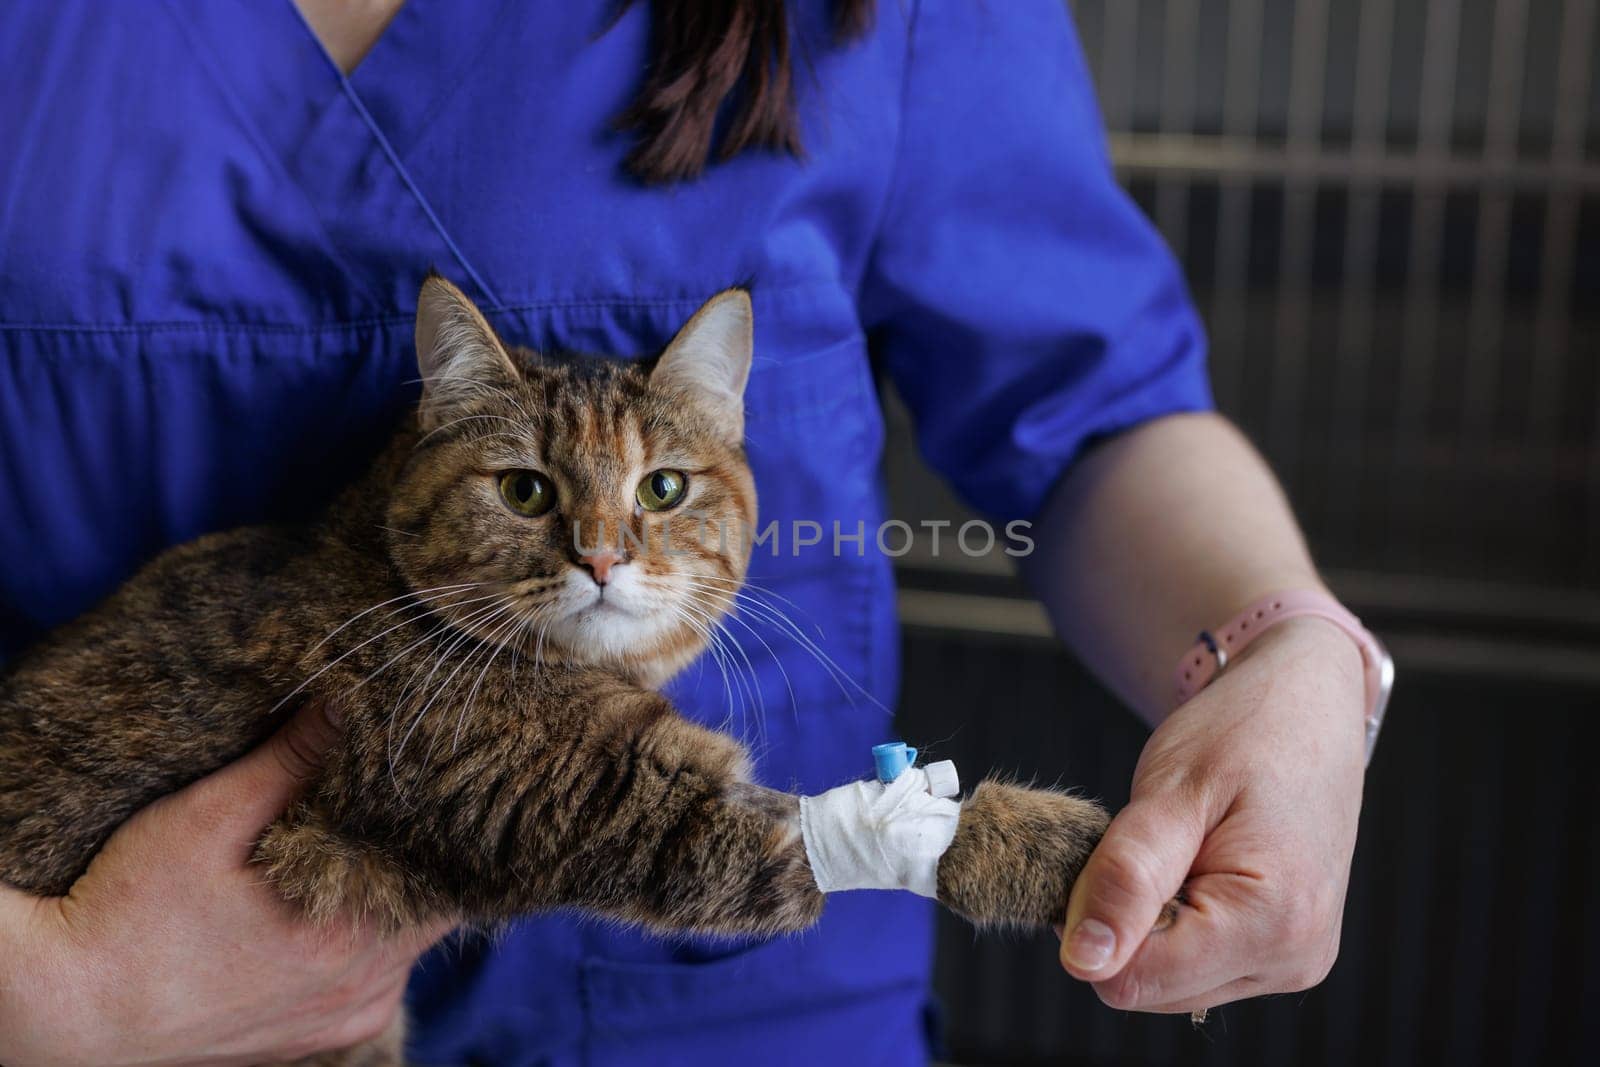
left=1241, top=616, right=1368, bottom=707
left=1175, top=590, right=1391, bottom=761
left=1241, top=614, right=1362, bottom=670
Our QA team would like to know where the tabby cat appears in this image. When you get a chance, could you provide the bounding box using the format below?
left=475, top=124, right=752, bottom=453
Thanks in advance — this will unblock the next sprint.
left=0, top=275, right=1110, bottom=1065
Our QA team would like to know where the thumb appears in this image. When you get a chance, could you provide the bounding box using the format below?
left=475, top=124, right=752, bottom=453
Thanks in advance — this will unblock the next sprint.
left=183, top=698, right=344, bottom=838
left=1059, top=795, right=1205, bottom=980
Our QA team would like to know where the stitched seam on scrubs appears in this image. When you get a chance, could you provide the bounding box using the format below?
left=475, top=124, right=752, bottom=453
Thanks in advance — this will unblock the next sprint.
left=328, top=60, right=503, bottom=308
left=271, top=0, right=502, bottom=309
left=274, top=1, right=500, bottom=309
left=0, top=282, right=843, bottom=334
left=156, top=0, right=388, bottom=313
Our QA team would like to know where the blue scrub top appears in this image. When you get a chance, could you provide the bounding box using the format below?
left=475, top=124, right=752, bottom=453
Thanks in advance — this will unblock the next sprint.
left=0, top=2, right=1210, bottom=1063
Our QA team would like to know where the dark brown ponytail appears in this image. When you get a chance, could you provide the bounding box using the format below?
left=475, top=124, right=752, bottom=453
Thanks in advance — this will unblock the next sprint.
left=618, top=0, right=878, bottom=184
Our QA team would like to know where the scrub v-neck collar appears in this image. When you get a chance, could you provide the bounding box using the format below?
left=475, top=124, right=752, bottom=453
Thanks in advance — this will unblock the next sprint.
left=166, top=0, right=502, bottom=311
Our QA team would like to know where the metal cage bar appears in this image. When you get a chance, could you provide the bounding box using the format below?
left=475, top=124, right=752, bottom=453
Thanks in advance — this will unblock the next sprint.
left=1330, top=0, right=1396, bottom=544
left=1153, top=0, right=1200, bottom=261
left=1266, top=0, right=1331, bottom=481
left=1070, top=0, right=1600, bottom=596
left=1460, top=0, right=1529, bottom=449
left=1389, top=0, right=1460, bottom=570
left=1207, top=0, right=1265, bottom=416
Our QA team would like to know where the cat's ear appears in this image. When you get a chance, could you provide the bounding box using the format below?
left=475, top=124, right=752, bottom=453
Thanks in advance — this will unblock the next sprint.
left=414, top=273, right=521, bottom=432
left=650, top=289, right=753, bottom=442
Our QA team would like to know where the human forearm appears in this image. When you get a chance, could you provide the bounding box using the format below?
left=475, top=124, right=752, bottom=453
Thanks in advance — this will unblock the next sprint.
left=1022, top=411, right=1330, bottom=724
left=1020, top=412, right=1368, bottom=1010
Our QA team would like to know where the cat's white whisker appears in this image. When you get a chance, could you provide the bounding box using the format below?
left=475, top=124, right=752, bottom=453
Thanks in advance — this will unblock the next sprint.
left=375, top=524, right=423, bottom=540
left=667, top=604, right=758, bottom=745
left=693, top=620, right=740, bottom=731
left=414, top=411, right=526, bottom=448
left=673, top=573, right=822, bottom=637
left=443, top=606, right=529, bottom=761
left=358, top=592, right=513, bottom=704
left=685, top=594, right=797, bottom=725
left=675, top=596, right=762, bottom=714
left=685, top=599, right=764, bottom=734
left=677, top=580, right=884, bottom=713
left=303, top=582, right=483, bottom=661
left=530, top=593, right=568, bottom=675
left=393, top=596, right=516, bottom=716
left=382, top=608, right=483, bottom=713
left=704, top=619, right=748, bottom=726
left=675, top=596, right=771, bottom=737
left=384, top=595, right=520, bottom=764
left=506, top=601, right=545, bottom=688
left=270, top=587, right=504, bottom=717
left=391, top=599, right=520, bottom=773
left=424, top=611, right=513, bottom=763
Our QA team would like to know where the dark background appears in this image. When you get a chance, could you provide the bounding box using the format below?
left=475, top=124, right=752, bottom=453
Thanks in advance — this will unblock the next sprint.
left=888, top=1, right=1600, bottom=1063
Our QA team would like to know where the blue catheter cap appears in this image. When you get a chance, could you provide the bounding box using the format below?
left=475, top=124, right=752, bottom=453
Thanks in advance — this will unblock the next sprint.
left=871, top=741, right=918, bottom=783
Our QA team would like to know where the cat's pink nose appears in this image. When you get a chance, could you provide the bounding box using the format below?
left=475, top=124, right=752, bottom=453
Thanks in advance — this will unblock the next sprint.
left=579, top=550, right=623, bottom=585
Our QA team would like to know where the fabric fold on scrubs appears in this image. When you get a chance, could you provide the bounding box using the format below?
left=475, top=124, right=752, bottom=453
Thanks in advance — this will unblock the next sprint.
left=859, top=0, right=1212, bottom=521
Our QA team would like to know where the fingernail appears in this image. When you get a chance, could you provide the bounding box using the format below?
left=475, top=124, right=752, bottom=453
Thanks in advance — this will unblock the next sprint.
left=1065, top=918, right=1116, bottom=971
left=319, top=700, right=345, bottom=729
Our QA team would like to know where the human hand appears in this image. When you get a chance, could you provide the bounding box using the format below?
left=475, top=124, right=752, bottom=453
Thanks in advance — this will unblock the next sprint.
left=1058, top=617, right=1368, bottom=1013
left=0, top=700, right=451, bottom=1066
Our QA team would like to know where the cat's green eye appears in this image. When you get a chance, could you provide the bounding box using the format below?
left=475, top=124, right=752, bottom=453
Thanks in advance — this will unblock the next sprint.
left=636, top=469, right=687, bottom=511
left=498, top=470, right=554, bottom=517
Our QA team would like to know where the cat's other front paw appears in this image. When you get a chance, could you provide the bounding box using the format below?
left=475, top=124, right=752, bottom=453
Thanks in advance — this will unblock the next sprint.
left=936, top=780, right=1110, bottom=930
left=254, top=803, right=438, bottom=933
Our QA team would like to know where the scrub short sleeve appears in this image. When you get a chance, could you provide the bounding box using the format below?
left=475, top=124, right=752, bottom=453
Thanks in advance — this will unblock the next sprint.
left=859, top=0, right=1213, bottom=520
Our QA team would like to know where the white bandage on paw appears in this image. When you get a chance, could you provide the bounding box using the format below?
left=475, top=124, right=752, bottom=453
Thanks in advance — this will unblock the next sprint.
left=798, top=766, right=961, bottom=898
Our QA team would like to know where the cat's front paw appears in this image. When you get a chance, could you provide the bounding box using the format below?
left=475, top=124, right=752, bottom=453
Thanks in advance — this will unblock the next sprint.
left=254, top=803, right=437, bottom=933
left=936, top=781, right=1110, bottom=930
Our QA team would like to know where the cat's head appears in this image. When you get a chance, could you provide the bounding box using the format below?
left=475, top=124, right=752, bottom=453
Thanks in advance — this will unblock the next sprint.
left=384, top=274, right=757, bottom=684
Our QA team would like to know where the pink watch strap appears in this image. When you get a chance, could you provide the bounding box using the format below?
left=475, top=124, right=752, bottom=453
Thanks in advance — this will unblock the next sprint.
left=1174, top=590, right=1392, bottom=759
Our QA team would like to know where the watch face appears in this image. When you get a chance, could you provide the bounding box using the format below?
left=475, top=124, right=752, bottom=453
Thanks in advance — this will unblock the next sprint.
left=1366, top=638, right=1395, bottom=758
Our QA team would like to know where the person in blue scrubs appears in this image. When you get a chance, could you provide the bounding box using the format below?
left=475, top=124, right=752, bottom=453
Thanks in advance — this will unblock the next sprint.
left=0, top=2, right=1376, bottom=1064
